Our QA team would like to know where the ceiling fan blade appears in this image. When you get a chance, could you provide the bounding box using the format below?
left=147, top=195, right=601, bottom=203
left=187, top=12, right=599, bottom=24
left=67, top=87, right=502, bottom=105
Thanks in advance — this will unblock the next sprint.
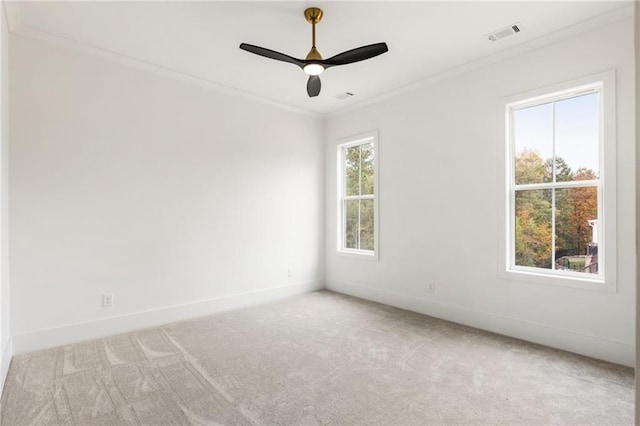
left=239, top=43, right=304, bottom=68
left=307, top=75, right=321, bottom=97
left=322, top=42, right=389, bottom=67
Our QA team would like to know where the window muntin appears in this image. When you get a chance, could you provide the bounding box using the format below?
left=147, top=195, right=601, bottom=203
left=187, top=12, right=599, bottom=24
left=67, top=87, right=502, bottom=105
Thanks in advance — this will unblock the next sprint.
left=508, top=86, right=603, bottom=281
left=338, top=134, right=377, bottom=257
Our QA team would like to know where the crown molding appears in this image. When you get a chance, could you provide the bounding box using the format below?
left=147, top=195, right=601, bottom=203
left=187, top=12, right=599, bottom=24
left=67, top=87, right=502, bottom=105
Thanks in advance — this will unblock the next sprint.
left=4, top=2, right=633, bottom=120
left=326, top=3, right=634, bottom=119
left=9, top=24, right=323, bottom=120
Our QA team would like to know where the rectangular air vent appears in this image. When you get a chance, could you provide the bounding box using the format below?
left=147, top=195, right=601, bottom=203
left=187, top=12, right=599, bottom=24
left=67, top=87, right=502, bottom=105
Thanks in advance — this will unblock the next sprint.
left=336, top=92, right=355, bottom=100
left=487, top=22, right=522, bottom=42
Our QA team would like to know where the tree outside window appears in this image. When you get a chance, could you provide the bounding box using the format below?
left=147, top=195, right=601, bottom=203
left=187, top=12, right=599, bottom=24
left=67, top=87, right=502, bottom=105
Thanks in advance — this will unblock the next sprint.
left=511, top=91, right=600, bottom=276
left=338, top=134, right=377, bottom=256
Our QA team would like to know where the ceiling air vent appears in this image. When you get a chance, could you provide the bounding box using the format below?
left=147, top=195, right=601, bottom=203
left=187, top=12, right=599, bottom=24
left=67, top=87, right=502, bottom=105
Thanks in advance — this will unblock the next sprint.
left=336, top=92, right=355, bottom=100
left=486, top=22, right=522, bottom=42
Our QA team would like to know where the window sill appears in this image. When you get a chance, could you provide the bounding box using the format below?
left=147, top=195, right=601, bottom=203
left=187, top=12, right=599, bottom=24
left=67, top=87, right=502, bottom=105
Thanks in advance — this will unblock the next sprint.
left=337, top=249, right=379, bottom=261
left=499, top=267, right=615, bottom=293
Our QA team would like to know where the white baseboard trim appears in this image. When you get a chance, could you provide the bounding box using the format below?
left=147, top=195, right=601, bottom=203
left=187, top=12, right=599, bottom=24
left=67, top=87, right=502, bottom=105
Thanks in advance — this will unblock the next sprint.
left=1, top=337, right=12, bottom=396
left=326, top=278, right=634, bottom=367
left=13, top=280, right=323, bottom=355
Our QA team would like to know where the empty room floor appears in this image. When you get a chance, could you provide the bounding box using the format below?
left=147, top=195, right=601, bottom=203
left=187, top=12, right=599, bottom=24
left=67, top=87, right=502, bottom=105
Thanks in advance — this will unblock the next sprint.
left=0, top=291, right=634, bottom=425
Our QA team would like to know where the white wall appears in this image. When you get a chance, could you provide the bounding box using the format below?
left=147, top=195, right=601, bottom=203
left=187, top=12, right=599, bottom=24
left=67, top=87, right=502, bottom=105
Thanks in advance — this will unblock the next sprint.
left=0, top=0, right=11, bottom=393
left=9, top=34, right=324, bottom=352
left=634, top=1, right=638, bottom=421
left=4, top=6, right=635, bottom=371
left=325, top=19, right=636, bottom=366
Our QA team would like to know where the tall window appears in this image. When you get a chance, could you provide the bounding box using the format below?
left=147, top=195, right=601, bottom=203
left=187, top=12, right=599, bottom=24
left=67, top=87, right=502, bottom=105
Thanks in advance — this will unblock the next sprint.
left=502, top=73, right=616, bottom=289
left=338, top=132, right=378, bottom=257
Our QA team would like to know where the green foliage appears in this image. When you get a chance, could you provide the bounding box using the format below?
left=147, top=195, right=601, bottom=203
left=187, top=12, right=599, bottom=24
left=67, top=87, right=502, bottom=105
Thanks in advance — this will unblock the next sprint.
left=515, top=150, right=547, bottom=184
left=514, top=151, right=598, bottom=272
left=345, top=146, right=360, bottom=197
left=545, top=157, right=573, bottom=183
left=344, top=200, right=358, bottom=249
left=359, top=199, right=374, bottom=250
left=344, top=143, right=375, bottom=251
left=515, top=190, right=552, bottom=268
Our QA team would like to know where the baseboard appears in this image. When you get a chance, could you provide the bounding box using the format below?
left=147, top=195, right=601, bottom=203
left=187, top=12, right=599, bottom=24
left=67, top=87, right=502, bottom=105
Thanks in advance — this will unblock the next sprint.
left=0, top=337, right=12, bottom=396
left=326, top=278, right=634, bottom=367
left=13, top=280, right=323, bottom=355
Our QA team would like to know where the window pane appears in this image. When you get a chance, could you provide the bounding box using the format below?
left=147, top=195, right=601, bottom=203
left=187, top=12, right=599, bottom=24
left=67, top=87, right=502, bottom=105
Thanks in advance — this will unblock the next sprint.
left=514, top=103, right=553, bottom=185
left=345, top=146, right=360, bottom=196
left=515, top=189, right=552, bottom=269
left=555, top=93, right=599, bottom=181
left=344, top=199, right=359, bottom=249
left=555, top=187, right=598, bottom=274
left=359, top=199, right=374, bottom=250
left=361, top=143, right=374, bottom=195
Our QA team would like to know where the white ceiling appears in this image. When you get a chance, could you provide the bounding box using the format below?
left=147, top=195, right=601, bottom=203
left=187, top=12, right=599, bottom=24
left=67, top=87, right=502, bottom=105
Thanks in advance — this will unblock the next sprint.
left=6, top=1, right=633, bottom=115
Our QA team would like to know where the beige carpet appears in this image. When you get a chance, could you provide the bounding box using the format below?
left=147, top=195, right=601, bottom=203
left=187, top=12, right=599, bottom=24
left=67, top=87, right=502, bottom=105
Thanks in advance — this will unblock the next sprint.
left=0, top=290, right=634, bottom=425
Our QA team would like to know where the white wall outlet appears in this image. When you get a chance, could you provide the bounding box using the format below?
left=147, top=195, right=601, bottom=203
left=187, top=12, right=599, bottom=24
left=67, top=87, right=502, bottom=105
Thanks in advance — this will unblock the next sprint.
left=428, top=283, right=436, bottom=293
left=102, top=294, right=114, bottom=307
left=287, top=268, right=294, bottom=278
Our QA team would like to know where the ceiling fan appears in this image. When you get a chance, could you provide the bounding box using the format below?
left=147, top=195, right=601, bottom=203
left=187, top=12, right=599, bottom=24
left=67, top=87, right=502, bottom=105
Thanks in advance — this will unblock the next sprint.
left=239, top=7, right=388, bottom=98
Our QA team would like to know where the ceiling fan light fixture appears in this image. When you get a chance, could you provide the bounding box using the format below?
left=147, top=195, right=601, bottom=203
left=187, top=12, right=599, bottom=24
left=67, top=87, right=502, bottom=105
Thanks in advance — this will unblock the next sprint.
left=303, top=63, right=325, bottom=76
left=239, top=7, right=388, bottom=97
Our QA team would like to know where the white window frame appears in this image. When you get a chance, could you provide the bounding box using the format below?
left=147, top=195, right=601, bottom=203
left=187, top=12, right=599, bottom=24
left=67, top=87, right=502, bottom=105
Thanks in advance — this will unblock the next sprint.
left=498, top=71, right=616, bottom=292
left=336, top=131, right=379, bottom=260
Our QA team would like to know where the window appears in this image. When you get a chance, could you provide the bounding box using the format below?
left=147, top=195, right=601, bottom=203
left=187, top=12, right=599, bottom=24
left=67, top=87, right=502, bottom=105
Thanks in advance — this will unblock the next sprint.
left=337, top=132, right=378, bottom=258
left=500, top=72, right=616, bottom=290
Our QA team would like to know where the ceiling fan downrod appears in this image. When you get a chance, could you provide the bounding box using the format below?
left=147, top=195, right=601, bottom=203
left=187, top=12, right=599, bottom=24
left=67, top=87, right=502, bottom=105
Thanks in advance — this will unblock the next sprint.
left=304, top=7, right=323, bottom=61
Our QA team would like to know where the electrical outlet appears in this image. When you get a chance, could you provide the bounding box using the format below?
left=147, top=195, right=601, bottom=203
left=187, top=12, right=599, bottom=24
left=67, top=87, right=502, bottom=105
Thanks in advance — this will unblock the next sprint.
left=287, top=268, right=294, bottom=278
left=428, top=283, right=436, bottom=293
left=102, top=294, right=114, bottom=307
